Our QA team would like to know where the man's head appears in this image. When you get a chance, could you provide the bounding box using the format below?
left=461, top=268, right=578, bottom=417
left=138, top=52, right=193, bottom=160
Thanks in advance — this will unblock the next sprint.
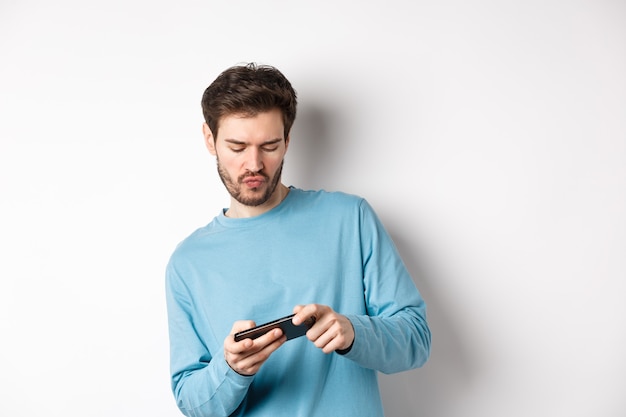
left=201, top=63, right=297, bottom=214
left=201, top=63, right=297, bottom=141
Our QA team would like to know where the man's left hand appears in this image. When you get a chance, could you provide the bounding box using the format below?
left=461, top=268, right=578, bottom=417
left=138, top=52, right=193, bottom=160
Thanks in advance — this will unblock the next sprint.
left=292, top=304, right=355, bottom=354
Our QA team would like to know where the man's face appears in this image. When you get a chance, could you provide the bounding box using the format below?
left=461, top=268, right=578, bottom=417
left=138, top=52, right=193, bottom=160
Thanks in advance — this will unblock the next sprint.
left=204, top=109, right=289, bottom=207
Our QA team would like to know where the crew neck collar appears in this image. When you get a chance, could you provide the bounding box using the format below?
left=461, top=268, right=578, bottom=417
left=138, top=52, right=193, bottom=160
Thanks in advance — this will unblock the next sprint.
left=216, top=186, right=296, bottom=227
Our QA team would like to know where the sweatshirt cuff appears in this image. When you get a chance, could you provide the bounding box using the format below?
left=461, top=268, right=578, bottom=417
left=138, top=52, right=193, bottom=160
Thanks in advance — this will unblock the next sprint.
left=213, top=350, right=256, bottom=388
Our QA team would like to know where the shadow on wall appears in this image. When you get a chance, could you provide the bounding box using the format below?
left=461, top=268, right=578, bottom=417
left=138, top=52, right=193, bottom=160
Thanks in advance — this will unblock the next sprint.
left=380, top=228, right=476, bottom=417
left=290, top=99, right=476, bottom=416
left=285, top=100, right=345, bottom=190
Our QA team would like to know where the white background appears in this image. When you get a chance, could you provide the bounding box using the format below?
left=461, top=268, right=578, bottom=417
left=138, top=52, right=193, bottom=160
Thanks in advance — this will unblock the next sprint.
left=1, top=1, right=625, bottom=416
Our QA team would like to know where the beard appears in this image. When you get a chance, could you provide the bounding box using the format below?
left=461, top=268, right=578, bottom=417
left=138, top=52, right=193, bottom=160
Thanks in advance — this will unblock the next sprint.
left=216, top=158, right=284, bottom=207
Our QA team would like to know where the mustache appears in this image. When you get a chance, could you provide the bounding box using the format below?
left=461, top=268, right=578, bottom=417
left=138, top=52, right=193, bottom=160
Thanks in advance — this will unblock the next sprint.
left=238, top=171, right=269, bottom=182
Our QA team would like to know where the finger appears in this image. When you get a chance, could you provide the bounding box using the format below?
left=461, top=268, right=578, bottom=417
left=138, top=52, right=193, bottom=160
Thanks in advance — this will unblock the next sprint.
left=291, top=305, right=309, bottom=324
left=232, top=332, right=287, bottom=375
left=307, top=319, right=333, bottom=346
left=253, top=333, right=286, bottom=359
left=292, top=304, right=323, bottom=325
left=254, top=327, right=284, bottom=346
left=306, top=314, right=354, bottom=353
left=311, top=327, right=347, bottom=354
left=236, top=327, right=285, bottom=351
left=225, top=321, right=257, bottom=355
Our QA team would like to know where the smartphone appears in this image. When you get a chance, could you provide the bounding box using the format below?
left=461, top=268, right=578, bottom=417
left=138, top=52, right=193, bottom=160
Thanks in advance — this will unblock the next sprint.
left=234, top=313, right=316, bottom=342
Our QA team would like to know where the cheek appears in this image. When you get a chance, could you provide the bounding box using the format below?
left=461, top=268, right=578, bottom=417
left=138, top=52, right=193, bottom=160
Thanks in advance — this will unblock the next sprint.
left=216, top=152, right=239, bottom=168
left=266, top=155, right=285, bottom=170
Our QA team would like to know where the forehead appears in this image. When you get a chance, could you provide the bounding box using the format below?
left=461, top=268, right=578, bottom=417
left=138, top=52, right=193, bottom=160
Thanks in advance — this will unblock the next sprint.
left=217, top=109, right=285, bottom=142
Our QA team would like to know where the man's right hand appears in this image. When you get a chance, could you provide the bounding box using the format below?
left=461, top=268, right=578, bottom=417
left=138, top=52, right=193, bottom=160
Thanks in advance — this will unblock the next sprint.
left=224, top=320, right=287, bottom=376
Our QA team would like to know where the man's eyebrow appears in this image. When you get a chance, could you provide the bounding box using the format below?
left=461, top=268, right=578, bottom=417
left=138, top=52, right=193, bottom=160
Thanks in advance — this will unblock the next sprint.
left=224, top=138, right=245, bottom=145
left=224, top=138, right=283, bottom=145
left=262, top=138, right=284, bottom=145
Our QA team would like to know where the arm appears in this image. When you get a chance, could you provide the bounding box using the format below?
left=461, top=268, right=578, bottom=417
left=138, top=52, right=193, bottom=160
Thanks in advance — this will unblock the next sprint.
left=337, top=199, right=431, bottom=374
left=166, top=265, right=286, bottom=417
left=165, top=266, right=250, bottom=417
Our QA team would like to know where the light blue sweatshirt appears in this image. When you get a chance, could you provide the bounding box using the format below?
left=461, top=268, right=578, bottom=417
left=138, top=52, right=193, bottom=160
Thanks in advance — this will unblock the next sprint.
left=165, top=188, right=431, bottom=417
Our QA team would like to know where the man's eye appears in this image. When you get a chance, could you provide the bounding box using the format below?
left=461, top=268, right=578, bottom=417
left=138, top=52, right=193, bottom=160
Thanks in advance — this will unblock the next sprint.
left=230, top=147, right=245, bottom=153
left=262, top=146, right=278, bottom=152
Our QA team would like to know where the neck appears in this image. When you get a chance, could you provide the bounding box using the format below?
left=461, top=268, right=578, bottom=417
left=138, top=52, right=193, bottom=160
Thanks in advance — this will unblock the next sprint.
left=226, top=184, right=289, bottom=218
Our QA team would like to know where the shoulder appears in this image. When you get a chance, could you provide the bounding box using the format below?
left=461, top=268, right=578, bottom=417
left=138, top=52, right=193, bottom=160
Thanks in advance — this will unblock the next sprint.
left=289, top=187, right=366, bottom=209
left=167, top=219, right=221, bottom=262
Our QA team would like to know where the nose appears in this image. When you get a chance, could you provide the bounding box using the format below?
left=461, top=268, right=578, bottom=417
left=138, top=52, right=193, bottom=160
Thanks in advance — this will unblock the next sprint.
left=244, top=147, right=264, bottom=173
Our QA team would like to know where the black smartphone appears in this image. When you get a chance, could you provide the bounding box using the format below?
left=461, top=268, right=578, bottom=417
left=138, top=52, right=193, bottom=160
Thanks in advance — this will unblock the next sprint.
left=234, top=313, right=316, bottom=342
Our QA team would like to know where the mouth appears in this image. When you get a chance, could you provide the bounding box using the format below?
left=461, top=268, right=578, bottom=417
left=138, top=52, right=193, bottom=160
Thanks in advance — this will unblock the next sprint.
left=242, top=175, right=266, bottom=189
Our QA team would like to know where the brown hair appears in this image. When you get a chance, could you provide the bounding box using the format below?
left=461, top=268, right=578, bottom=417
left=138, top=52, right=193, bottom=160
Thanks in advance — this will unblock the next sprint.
left=201, top=63, right=298, bottom=141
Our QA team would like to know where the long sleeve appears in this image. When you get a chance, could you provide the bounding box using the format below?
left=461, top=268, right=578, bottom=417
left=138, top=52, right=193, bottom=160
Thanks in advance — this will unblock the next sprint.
left=165, top=264, right=253, bottom=417
left=164, top=189, right=430, bottom=417
left=341, top=199, right=431, bottom=374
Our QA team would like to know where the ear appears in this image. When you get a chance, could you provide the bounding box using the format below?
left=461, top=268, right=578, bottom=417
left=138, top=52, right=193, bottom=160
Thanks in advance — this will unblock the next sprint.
left=203, top=123, right=217, bottom=156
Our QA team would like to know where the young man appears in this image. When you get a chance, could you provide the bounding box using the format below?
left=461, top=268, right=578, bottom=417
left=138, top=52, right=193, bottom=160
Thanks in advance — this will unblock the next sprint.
left=165, top=63, right=431, bottom=417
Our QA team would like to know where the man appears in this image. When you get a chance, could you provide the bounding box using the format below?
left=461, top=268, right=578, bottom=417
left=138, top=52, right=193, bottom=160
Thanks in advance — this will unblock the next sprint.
left=165, top=63, right=431, bottom=417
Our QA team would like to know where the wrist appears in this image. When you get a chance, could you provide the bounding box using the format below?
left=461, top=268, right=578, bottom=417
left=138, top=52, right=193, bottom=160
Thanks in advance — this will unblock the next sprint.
left=335, top=337, right=354, bottom=355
